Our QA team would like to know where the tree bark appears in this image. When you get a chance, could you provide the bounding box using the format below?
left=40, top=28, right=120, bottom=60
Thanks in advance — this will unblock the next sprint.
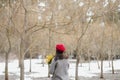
left=20, top=56, right=24, bottom=80
left=111, top=25, right=114, bottom=74
left=42, top=55, right=45, bottom=67
left=111, top=56, right=114, bottom=74
left=100, top=58, right=104, bottom=78
left=80, top=55, right=82, bottom=67
left=97, top=57, right=100, bottom=69
left=19, top=51, right=21, bottom=68
left=88, top=50, right=91, bottom=71
left=29, top=49, right=32, bottom=72
left=5, top=52, right=9, bottom=80
left=75, top=55, right=79, bottom=80
left=48, top=64, right=50, bottom=77
left=108, top=55, right=111, bottom=67
left=48, top=28, right=51, bottom=77
left=20, top=38, right=25, bottom=80
left=88, top=56, right=91, bottom=71
left=5, top=28, right=11, bottom=80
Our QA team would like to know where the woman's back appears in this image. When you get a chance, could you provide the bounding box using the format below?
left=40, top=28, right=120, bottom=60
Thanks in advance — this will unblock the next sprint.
left=53, top=59, right=69, bottom=80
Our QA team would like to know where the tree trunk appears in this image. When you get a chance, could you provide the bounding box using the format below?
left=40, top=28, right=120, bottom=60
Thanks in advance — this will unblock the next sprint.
left=88, top=56, right=91, bottom=71
left=97, top=57, right=100, bottom=69
left=100, top=59, right=104, bottom=78
left=108, top=55, right=111, bottom=67
left=42, top=55, right=45, bottom=67
left=5, top=28, right=11, bottom=80
left=29, top=51, right=32, bottom=72
left=88, top=49, right=90, bottom=70
left=20, top=38, right=25, bottom=80
left=20, top=55, right=24, bottom=80
left=48, top=64, right=50, bottom=77
left=5, top=52, right=9, bottom=80
left=19, top=52, right=21, bottom=68
left=48, top=28, right=51, bottom=77
left=80, top=56, right=82, bottom=67
left=111, top=56, right=114, bottom=74
left=75, top=55, right=79, bottom=80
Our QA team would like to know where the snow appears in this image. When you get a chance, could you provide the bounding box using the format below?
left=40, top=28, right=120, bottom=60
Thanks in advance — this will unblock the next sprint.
left=0, top=59, right=120, bottom=80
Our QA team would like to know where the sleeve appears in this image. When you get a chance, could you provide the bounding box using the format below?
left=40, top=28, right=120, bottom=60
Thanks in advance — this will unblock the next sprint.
left=49, top=58, right=56, bottom=74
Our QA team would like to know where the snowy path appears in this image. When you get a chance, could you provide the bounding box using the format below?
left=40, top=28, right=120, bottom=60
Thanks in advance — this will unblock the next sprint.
left=0, top=59, right=120, bottom=80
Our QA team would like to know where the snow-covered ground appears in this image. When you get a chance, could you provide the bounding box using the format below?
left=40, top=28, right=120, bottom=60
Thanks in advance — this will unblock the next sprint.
left=0, top=59, right=120, bottom=80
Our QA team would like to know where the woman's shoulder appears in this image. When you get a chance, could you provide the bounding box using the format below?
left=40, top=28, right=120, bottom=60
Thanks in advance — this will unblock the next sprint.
left=57, top=59, right=69, bottom=63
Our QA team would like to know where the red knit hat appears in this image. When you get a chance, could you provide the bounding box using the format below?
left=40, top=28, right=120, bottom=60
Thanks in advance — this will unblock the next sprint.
left=56, top=44, right=65, bottom=52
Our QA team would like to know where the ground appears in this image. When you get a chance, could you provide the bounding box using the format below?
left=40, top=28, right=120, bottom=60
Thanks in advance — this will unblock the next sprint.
left=0, top=72, right=120, bottom=80
left=0, top=59, right=120, bottom=80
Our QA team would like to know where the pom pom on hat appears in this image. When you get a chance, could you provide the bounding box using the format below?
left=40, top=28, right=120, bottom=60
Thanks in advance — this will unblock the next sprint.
left=56, top=44, right=65, bottom=52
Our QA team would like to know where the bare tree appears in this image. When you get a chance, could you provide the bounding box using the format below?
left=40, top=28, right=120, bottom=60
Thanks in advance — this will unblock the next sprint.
left=5, top=28, right=11, bottom=80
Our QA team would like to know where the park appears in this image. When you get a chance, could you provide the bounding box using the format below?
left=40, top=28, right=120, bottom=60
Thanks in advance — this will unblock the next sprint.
left=0, top=0, right=120, bottom=80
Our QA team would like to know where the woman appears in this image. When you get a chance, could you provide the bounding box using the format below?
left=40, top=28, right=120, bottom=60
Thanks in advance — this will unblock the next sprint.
left=49, top=44, right=69, bottom=80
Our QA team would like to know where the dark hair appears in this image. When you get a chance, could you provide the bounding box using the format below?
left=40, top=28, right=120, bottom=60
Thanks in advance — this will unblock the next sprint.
left=55, top=50, right=64, bottom=60
left=56, top=50, right=64, bottom=54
